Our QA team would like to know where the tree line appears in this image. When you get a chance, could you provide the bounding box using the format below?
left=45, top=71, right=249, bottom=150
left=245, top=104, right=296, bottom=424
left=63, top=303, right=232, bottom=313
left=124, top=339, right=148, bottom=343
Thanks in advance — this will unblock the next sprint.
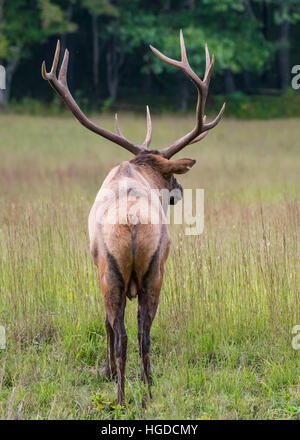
left=0, top=0, right=300, bottom=112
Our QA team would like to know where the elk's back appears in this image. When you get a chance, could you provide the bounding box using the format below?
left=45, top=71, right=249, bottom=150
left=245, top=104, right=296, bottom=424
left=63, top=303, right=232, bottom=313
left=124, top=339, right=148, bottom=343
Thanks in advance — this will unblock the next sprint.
left=88, top=163, right=170, bottom=297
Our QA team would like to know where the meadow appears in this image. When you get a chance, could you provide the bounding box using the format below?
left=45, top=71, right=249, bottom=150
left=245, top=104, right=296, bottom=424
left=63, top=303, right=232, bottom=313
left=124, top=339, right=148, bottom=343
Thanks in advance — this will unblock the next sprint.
left=0, top=113, right=299, bottom=419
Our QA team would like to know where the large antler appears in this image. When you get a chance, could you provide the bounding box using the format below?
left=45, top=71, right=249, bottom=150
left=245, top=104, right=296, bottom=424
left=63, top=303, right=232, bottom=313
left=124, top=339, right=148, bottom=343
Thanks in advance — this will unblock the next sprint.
left=42, top=40, right=151, bottom=155
left=150, top=30, right=225, bottom=159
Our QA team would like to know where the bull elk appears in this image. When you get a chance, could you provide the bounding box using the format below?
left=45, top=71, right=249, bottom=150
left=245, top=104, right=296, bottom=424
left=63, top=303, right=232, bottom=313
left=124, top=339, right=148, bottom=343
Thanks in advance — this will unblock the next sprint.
left=42, top=30, right=225, bottom=406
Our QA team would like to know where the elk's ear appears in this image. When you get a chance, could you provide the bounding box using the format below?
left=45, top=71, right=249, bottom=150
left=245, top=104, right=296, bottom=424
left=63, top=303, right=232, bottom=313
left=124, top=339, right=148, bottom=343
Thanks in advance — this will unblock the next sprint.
left=167, top=158, right=196, bottom=174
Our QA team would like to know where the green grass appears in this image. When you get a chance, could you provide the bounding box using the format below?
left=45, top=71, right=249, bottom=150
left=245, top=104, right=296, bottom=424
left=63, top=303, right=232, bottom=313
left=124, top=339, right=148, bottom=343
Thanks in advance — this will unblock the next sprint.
left=0, top=114, right=299, bottom=419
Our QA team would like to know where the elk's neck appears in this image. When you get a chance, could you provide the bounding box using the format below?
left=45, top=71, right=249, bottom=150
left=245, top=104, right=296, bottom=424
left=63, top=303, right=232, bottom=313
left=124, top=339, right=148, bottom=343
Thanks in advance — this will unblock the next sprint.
left=136, top=165, right=166, bottom=191
left=136, top=165, right=169, bottom=214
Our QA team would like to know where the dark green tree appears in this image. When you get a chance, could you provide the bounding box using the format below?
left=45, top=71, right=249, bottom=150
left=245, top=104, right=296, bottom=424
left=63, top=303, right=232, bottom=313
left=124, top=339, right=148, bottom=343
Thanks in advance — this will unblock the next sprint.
left=0, top=0, right=75, bottom=108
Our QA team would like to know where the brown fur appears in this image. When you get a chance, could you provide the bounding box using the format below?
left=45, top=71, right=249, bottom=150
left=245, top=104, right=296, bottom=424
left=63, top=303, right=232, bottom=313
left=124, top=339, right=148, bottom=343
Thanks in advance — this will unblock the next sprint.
left=88, top=151, right=195, bottom=405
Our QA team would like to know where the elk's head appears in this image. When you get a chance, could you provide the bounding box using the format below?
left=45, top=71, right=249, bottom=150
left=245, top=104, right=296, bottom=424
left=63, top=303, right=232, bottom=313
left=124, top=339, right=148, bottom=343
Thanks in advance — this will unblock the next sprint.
left=130, top=150, right=196, bottom=205
left=42, top=30, right=225, bottom=205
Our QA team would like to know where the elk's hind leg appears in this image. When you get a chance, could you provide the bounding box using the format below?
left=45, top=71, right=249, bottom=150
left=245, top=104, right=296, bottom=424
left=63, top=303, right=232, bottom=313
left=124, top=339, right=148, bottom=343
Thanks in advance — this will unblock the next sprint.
left=102, top=290, right=127, bottom=405
left=99, top=258, right=128, bottom=406
left=138, top=289, right=159, bottom=399
left=104, top=314, right=117, bottom=380
left=138, top=238, right=170, bottom=400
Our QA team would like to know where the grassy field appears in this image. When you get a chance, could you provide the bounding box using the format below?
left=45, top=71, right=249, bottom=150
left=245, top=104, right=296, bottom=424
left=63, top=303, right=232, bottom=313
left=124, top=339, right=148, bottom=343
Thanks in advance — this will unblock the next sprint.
left=0, top=114, right=299, bottom=420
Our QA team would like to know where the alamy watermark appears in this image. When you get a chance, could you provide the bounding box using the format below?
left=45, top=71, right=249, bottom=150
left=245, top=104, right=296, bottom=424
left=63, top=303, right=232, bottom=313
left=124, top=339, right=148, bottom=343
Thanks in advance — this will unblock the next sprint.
left=291, top=65, right=300, bottom=90
left=95, top=183, right=204, bottom=235
left=291, top=325, right=300, bottom=350
left=0, top=326, right=5, bottom=349
left=0, top=65, right=5, bottom=90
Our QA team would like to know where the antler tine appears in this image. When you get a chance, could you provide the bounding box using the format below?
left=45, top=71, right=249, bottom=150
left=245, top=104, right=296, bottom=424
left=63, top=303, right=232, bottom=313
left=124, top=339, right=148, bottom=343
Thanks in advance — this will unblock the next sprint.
left=150, top=30, right=225, bottom=158
left=51, top=40, right=60, bottom=76
left=149, top=45, right=181, bottom=69
left=205, top=43, right=210, bottom=68
left=180, top=29, right=188, bottom=65
left=41, top=61, right=47, bottom=81
left=58, top=48, right=69, bottom=84
left=41, top=40, right=60, bottom=80
left=204, top=53, right=214, bottom=86
left=189, top=130, right=208, bottom=145
left=204, top=43, right=210, bottom=80
left=203, top=102, right=226, bottom=130
left=150, top=30, right=188, bottom=69
left=141, top=106, right=152, bottom=149
left=115, top=106, right=152, bottom=150
left=115, top=113, right=124, bottom=137
left=188, top=102, right=225, bottom=144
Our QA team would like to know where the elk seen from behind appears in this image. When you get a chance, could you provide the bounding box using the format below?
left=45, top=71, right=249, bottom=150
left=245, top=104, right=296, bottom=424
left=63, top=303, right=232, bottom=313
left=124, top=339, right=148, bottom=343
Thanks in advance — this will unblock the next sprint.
left=42, top=30, right=225, bottom=406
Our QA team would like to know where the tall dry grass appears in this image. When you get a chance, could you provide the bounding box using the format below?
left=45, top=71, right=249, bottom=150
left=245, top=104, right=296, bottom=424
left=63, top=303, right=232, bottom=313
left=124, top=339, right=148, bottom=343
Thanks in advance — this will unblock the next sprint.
left=0, top=114, right=299, bottom=419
